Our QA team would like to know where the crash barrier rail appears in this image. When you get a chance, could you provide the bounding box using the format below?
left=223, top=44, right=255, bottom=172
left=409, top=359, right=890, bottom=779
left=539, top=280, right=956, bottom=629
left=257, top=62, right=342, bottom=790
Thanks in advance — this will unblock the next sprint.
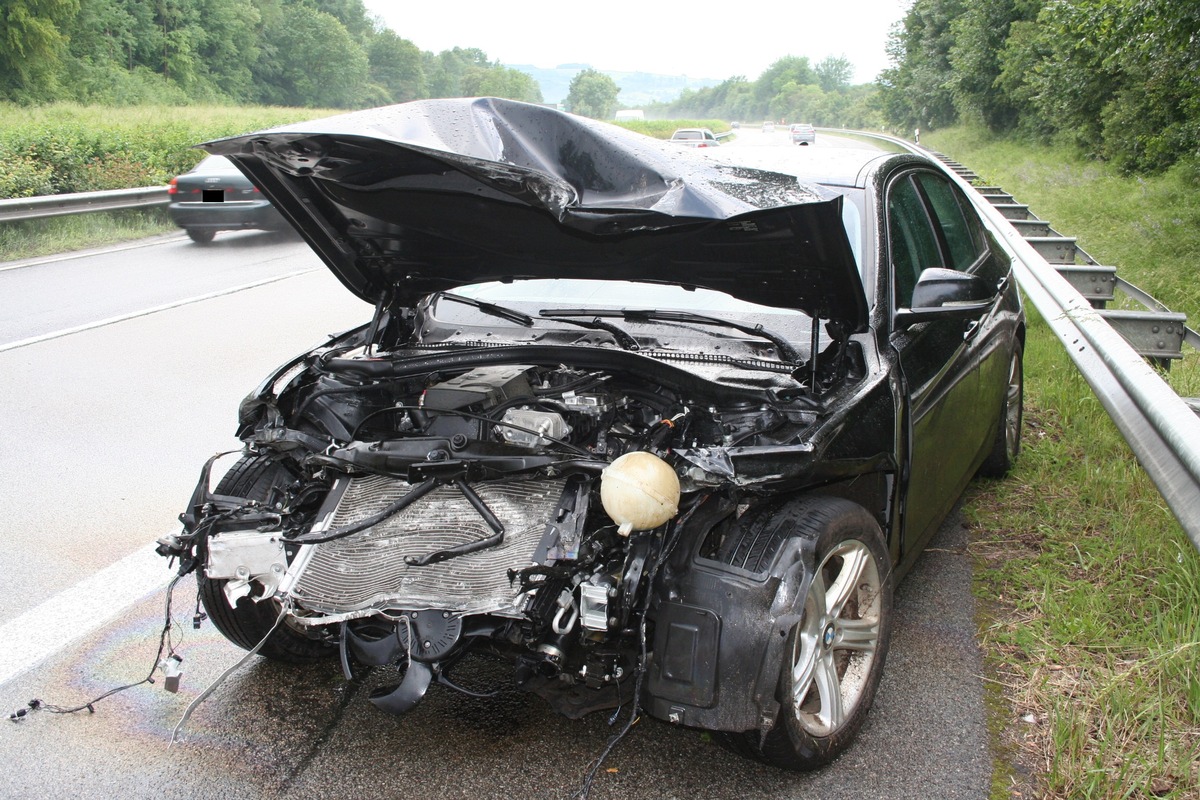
left=894, top=136, right=1200, bottom=553
left=0, top=186, right=169, bottom=222
left=957, top=175, right=1200, bottom=362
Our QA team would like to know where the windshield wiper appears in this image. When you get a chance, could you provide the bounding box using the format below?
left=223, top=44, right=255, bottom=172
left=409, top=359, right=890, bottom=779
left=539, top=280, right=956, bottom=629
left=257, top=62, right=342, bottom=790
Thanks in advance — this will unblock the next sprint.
left=537, top=314, right=640, bottom=351
left=538, top=308, right=801, bottom=363
left=437, top=292, right=534, bottom=327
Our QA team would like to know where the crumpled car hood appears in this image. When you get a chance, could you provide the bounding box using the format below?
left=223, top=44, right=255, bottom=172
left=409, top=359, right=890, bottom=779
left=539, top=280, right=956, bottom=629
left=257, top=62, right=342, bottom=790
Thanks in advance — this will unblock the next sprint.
left=202, top=97, right=867, bottom=329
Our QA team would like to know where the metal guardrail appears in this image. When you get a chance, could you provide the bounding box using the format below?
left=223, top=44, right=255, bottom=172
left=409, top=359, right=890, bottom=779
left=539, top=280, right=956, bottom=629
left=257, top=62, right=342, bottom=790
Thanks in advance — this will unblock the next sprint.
left=824, top=130, right=1200, bottom=549
left=910, top=142, right=1200, bottom=552
left=0, top=186, right=168, bottom=222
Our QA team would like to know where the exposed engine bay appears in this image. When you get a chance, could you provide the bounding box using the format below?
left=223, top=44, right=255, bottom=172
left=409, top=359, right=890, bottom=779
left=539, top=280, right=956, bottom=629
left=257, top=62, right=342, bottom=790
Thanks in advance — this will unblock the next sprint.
left=160, top=322, right=849, bottom=719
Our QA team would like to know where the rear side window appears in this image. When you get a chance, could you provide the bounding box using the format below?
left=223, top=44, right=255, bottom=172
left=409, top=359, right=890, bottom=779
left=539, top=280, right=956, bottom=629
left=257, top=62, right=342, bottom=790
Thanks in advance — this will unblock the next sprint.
left=915, top=173, right=982, bottom=271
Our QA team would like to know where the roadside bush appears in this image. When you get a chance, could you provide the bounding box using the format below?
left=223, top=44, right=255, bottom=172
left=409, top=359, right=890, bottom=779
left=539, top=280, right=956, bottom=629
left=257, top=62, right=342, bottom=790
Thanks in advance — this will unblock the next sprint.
left=0, top=104, right=335, bottom=199
left=0, top=155, right=55, bottom=198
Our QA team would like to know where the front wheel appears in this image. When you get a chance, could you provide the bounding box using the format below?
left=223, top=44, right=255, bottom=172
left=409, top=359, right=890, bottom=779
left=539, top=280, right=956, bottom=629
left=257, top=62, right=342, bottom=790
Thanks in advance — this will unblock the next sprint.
left=719, top=498, right=893, bottom=770
left=197, top=455, right=335, bottom=664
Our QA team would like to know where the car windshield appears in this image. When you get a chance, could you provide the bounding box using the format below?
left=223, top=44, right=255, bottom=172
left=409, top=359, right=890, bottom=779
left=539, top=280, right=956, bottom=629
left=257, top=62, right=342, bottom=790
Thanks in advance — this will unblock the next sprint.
left=673, top=130, right=702, bottom=139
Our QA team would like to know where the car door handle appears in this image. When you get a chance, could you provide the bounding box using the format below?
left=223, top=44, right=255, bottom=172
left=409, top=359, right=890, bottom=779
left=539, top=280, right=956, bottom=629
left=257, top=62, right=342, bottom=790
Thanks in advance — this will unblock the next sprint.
left=963, top=319, right=982, bottom=341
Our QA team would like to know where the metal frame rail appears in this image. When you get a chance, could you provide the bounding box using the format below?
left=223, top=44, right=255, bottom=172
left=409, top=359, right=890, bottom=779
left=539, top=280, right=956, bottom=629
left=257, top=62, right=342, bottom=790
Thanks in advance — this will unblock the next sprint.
left=0, top=186, right=168, bottom=222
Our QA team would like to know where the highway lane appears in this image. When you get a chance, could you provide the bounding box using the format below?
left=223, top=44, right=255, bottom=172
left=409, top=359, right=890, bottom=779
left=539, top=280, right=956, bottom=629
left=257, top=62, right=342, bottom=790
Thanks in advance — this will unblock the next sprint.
left=0, top=248, right=369, bottom=625
left=0, top=228, right=319, bottom=346
left=0, top=510, right=988, bottom=800
left=0, top=131, right=991, bottom=798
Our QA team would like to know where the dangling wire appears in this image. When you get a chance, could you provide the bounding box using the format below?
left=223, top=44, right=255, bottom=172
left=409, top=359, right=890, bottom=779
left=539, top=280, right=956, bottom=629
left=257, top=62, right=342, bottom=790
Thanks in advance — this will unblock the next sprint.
left=9, top=573, right=187, bottom=722
left=170, top=598, right=292, bottom=744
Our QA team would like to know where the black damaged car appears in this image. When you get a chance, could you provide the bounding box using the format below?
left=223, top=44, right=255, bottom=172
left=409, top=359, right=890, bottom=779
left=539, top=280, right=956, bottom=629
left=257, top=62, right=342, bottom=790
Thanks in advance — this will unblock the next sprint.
left=160, top=98, right=1024, bottom=770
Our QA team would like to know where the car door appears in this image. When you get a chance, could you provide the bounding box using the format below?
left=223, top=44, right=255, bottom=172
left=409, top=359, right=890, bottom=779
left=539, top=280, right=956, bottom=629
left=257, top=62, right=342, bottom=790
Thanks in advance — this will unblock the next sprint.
left=887, top=169, right=1001, bottom=560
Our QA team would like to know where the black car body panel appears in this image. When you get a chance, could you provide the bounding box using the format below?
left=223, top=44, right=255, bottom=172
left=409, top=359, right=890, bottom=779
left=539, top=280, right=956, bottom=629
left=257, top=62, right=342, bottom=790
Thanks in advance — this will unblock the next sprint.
left=162, top=99, right=1023, bottom=771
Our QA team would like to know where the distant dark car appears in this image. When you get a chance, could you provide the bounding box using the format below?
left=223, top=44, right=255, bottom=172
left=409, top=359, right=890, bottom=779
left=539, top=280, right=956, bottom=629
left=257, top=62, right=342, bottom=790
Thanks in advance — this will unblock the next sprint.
left=669, top=127, right=720, bottom=148
left=166, top=155, right=286, bottom=244
left=160, top=98, right=1024, bottom=772
left=791, top=123, right=817, bottom=145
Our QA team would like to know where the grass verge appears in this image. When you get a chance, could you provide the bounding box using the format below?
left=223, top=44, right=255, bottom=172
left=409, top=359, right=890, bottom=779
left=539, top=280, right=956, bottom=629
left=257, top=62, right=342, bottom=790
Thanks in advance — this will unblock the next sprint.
left=926, top=127, right=1200, bottom=798
left=0, top=209, right=176, bottom=263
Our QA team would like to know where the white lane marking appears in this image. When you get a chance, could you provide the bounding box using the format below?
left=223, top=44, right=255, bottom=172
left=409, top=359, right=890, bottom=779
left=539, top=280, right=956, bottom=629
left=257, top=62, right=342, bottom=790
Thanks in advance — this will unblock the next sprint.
left=0, top=267, right=317, bottom=353
left=0, top=233, right=187, bottom=274
left=0, top=542, right=175, bottom=687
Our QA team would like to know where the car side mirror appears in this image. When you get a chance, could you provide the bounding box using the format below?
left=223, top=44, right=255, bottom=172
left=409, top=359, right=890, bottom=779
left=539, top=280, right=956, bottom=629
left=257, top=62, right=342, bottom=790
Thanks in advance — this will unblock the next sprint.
left=895, top=268, right=995, bottom=330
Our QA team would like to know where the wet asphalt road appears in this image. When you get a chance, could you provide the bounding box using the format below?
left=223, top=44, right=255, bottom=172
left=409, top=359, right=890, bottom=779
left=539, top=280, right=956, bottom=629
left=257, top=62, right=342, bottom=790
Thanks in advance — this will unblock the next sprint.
left=0, top=132, right=992, bottom=798
left=0, top=509, right=988, bottom=800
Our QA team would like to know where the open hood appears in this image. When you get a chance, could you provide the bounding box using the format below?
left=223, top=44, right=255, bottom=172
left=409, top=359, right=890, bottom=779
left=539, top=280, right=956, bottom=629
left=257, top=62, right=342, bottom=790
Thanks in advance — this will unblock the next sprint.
left=202, top=98, right=867, bottom=330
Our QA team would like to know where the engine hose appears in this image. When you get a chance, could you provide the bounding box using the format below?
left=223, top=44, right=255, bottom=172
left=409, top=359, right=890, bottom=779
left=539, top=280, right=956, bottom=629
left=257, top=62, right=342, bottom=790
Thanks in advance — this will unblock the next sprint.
left=289, top=478, right=439, bottom=544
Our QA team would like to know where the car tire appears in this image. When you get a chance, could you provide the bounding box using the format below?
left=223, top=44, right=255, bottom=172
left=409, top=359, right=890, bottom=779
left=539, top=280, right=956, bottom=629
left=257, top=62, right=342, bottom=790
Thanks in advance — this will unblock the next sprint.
left=186, top=228, right=216, bottom=244
left=978, top=342, right=1023, bottom=478
left=717, top=497, right=893, bottom=771
left=197, top=455, right=335, bottom=664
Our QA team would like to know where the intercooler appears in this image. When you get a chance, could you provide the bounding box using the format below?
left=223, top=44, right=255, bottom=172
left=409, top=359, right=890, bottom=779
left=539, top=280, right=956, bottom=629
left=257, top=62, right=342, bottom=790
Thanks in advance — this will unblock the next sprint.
left=286, top=474, right=565, bottom=618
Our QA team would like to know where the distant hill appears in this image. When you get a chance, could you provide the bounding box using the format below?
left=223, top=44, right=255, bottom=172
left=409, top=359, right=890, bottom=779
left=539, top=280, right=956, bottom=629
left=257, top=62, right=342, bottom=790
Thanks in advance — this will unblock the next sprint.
left=507, top=64, right=723, bottom=107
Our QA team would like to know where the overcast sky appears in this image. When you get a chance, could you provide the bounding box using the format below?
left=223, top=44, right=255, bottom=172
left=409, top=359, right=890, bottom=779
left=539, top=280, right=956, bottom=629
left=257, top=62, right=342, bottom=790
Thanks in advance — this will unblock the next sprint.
left=361, top=1, right=910, bottom=85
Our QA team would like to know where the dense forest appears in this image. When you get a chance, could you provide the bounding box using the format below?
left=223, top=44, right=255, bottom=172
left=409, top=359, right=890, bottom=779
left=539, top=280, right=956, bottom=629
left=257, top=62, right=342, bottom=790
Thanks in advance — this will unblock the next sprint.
left=644, top=56, right=883, bottom=130
left=0, top=0, right=542, bottom=107
left=879, top=0, right=1200, bottom=172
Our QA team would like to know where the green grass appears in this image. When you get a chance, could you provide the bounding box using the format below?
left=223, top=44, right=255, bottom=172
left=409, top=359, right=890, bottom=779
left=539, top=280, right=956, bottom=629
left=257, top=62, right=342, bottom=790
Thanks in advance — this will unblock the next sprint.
left=0, top=209, right=176, bottom=263
left=926, top=127, right=1200, bottom=798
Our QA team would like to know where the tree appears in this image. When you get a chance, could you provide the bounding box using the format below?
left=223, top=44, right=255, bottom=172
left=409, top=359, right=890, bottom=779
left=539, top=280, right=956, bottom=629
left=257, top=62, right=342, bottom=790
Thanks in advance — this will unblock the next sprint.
left=423, top=47, right=490, bottom=97
left=755, top=56, right=815, bottom=106
left=771, top=82, right=825, bottom=124
left=566, top=68, right=619, bottom=119
left=815, top=56, right=853, bottom=92
left=254, top=5, right=368, bottom=107
left=878, top=0, right=965, bottom=132
left=188, top=0, right=262, bottom=100
left=0, top=0, right=79, bottom=100
left=368, top=29, right=425, bottom=102
left=462, top=65, right=542, bottom=103
left=946, top=0, right=1039, bottom=130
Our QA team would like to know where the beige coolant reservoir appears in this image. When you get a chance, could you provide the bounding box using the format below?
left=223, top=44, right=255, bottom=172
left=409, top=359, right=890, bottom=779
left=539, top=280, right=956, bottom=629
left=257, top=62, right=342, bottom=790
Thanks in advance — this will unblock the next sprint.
left=600, top=451, right=681, bottom=535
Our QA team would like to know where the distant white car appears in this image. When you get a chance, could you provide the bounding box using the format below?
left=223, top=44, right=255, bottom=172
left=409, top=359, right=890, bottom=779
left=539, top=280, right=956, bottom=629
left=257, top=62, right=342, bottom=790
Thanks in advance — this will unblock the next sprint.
left=790, top=123, right=817, bottom=145
left=670, top=128, right=720, bottom=148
